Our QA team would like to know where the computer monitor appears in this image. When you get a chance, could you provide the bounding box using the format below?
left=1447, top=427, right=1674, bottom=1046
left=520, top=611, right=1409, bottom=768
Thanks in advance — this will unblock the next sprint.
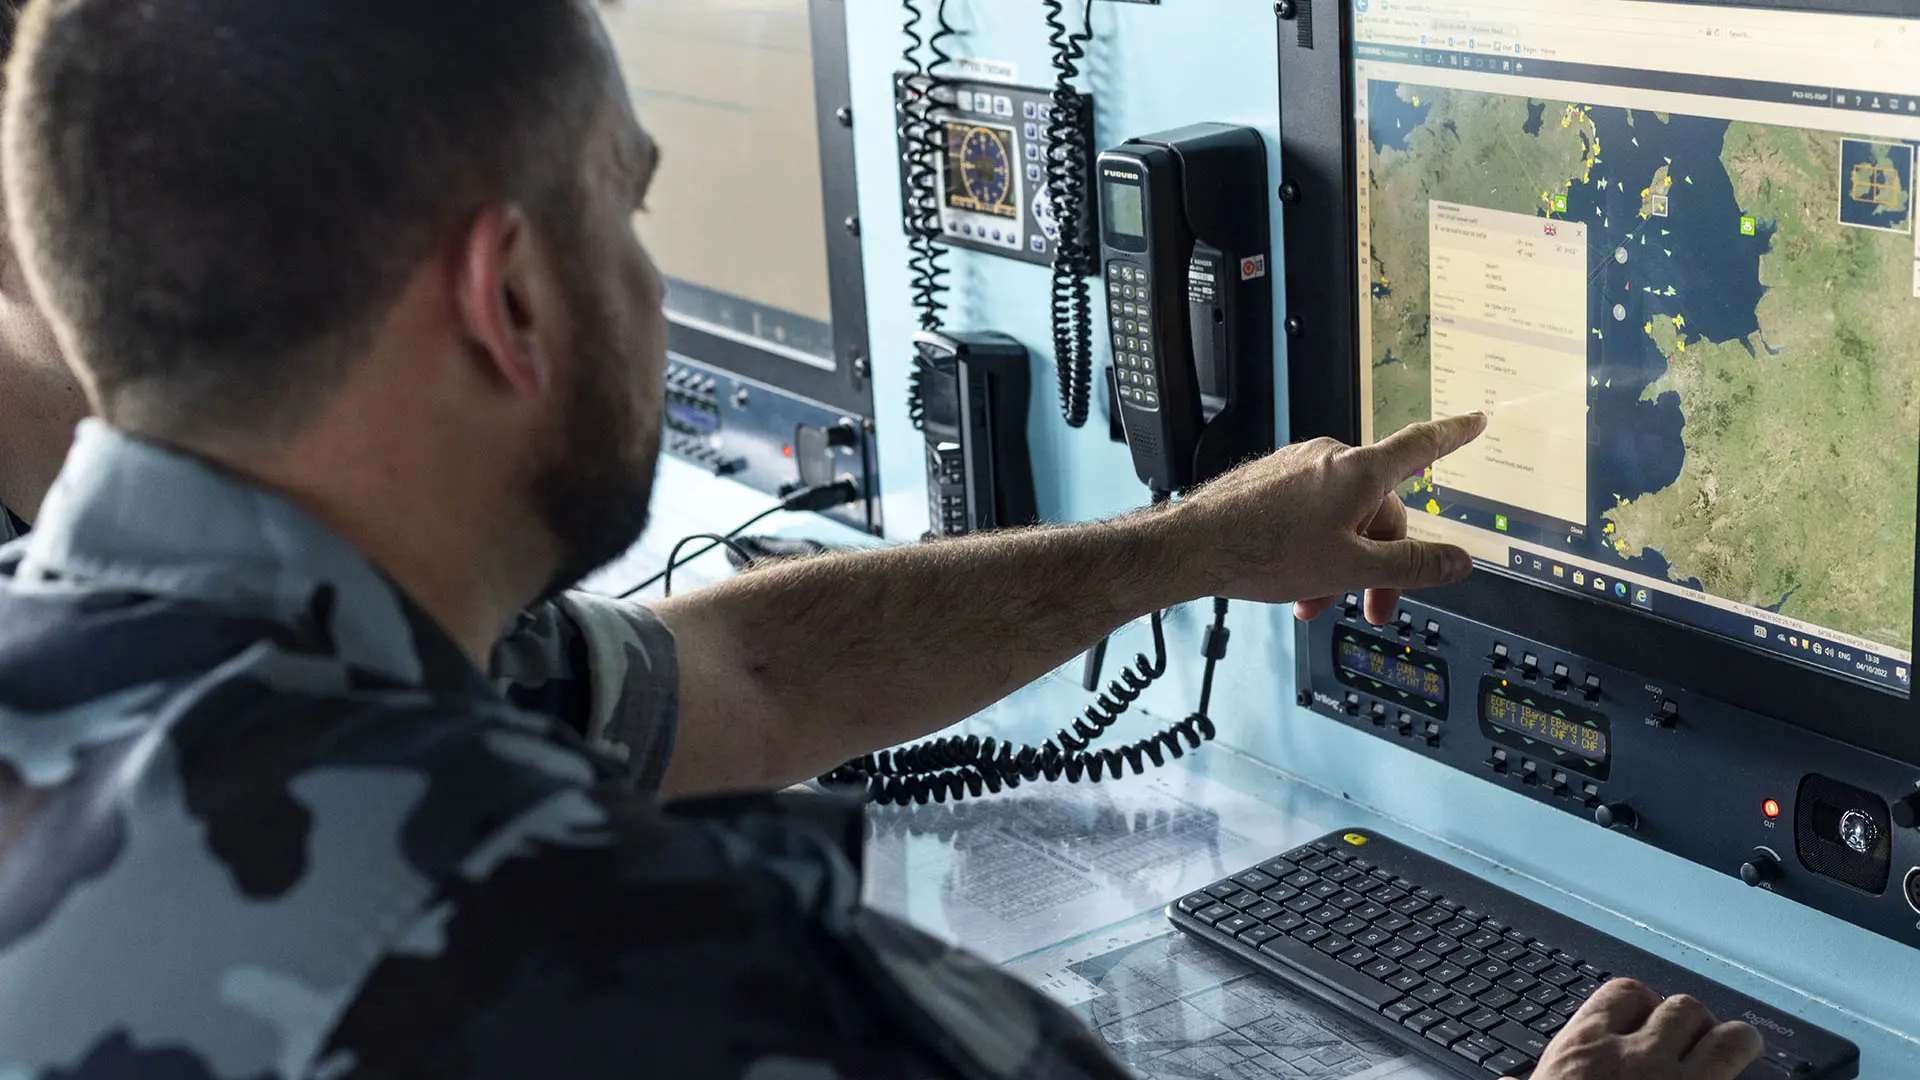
left=1281, top=0, right=1920, bottom=767
left=599, top=0, right=871, bottom=418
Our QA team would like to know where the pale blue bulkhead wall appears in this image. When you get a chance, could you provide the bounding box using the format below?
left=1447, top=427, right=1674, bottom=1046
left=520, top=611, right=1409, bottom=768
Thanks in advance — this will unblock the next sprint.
left=834, top=0, right=1920, bottom=1041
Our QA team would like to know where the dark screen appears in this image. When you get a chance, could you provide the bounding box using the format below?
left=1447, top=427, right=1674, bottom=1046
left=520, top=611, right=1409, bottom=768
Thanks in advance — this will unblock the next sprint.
left=1105, top=180, right=1145, bottom=239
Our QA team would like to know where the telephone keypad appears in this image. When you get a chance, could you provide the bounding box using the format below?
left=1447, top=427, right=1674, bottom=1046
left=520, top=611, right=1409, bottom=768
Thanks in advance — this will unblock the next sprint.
left=1107, top=261, right=1159, bottom=411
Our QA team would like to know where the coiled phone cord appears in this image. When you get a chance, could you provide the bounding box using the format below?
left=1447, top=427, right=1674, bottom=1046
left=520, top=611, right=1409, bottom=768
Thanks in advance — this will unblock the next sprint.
left=819, top=598, right=1235, bottom=807
left=901, top=0, right=955, bottom=431
left=1043, top=0, right=1096, bottom=428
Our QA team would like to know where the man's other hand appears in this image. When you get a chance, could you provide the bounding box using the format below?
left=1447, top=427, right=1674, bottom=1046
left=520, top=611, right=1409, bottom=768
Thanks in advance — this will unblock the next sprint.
left=1517, top=980, right=1766, bottom=1080
left=1171, top=413, right=1488, bottom=624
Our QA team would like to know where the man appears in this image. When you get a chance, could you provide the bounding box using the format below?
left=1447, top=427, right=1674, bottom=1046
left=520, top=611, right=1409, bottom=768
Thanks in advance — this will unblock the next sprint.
left=0, top=2, right=1762, bottom=1079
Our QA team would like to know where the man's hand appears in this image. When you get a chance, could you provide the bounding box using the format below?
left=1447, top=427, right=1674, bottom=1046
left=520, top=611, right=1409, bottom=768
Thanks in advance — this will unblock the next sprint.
left=1170, top=412, right=1489, bottom=625
left=1520, top=980, right=1766, bottom=1080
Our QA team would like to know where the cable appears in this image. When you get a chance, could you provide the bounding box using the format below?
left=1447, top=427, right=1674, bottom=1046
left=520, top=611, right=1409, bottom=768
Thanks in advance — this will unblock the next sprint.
left=1043, top=0, right=1096, bottom=428
left=1197, top=598, right=1232, bottom=720
left=617, top=479, right=861, bottom=600
left=900, top=0, right=955, bottom=431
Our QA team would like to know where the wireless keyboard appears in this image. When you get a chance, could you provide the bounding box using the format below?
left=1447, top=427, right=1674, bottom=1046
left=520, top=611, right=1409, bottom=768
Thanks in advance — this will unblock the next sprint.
left=1168, top=829, right=1858, bottom=1080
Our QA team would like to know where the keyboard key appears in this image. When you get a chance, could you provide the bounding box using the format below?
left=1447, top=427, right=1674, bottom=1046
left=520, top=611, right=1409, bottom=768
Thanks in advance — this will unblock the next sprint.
left=1452, top=1039, right=1493, bottom=1066
left=1378, top=940, right=1416, bottom=960
left=1403, top=951, right=1441, bottom=973
left=1370, top=886, right=1409, bottom=905
left=1530, top=1014, right=1568, bottom=1036
left=1356, top=928, right=1393, bottom=949
left=1552, top=996, right=1582, bottom=1018
left=1374, top=911, right=1414, bottom=933
left=1504, top=1001, right=1546, bottom=1024
left=1566, top=978, right=1604, bottom=1001
left=1219, top=914, right=1258, bottom=935
left=1331, top=892, right=1368, bottom=910
left=1258, top=858, right=1298, bottom=878
left=1309, top=881, right=1343, bottom=900
left=1262, top=884, right=1302, bottom=904
left=1440, top=919, right=1479, bottom=940
left=1196, top=903, right=1235, bottom=924
left=1452, top=948, right=1488, bottom=970
left=1302, top=855, right=1339, bottom=872
left=1224, top=891, right=1263, bottom=910
left=1452, top=975, right=1493, bottom=998
left=1459, top=909, right=1486, bottom=924
left=1324, top=866, right=1360, bottom=884
left=1333, top=917, right=1369, bottom=937
left=1552, top=950, right=1583, bottom=968
left=1392, top=897, right=1430, bottom=916
left=1234, top=870, right=1279, bottom=892
left=1352, top=903, right=1389, bottom=922
left=1498, top=972, right=1538, bottom=994
left=1250, top=935, right=1406, bottom=1013
left=1475, top=988, right=1521, bottom=1012
left=1292, top=925, right=1330, bottom=945
left=1417, top=908, right=1454, bottom=928
left=1384, top=1000, right=1422, bottom=1025
left=1525, top=985, right=1564, bottom=1007
left=1491, top=1020, right=1554, bottom=1060
left=1239, top=925, right=1280, bottom=946
left=1413, top=985, right=1453, bottom=1005
left=1386, top=970, right=1424, bottom=992
left=1578, top=962, right=1608, bottom=980
left=1338, top=946, right=1376, bottom=968
left=1427, top=938, right=1463, bottom=958
left=1439, top=994, right=1479, bottom=1018
left=1270, top=912, right=1308, bottom=933
left=1400, top=926, right=1438, bottom=946
left=1464, top=930, right=1504, bottom=951
left=1364, top=959, right=1403, bottom=982
left=1515, top=953, right=1555, bottom=975
left=1490, top=941, right=1528, bottom=962
left=1484, top=1050, right=1535, bottom=1078
left=1177, top=893, right=1213, bottom=913
left=1435, top=899, right=1462, bottom=912
left=1461, top=1005, right=1505, bottom=1030
left=1286, top=895, right=1322, bottom=914
left=1471, top=959, right=1512, bottom=982
left=1465, top=1033, right=1507, bottom=1061
left=1540, top=965, right=1580, bottom=988
left=1248, top=902, right=1286, bottom=922
left=1309, top=906, right=1345, bottom=925
left=1482, top=920, right=1509, bottom=934
left=1426, top=1020, right=1472, bottom=1047
left=1403, top=1009, right=1446, bottom=1034
left=1284, top=870, right=1319, bottom=889
left=1206, top=882, right=1240, bottom=899
left=1414, top=887, right=1440, bottom=901
left=1314, top=935, right=1354, bottom=956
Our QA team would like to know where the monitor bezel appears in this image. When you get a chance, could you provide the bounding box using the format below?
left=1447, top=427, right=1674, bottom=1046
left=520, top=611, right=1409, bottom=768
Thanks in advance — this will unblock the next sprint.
left=1277, top=0, right=1920, bottom=765
left=657, top=0, right=875, bottom=421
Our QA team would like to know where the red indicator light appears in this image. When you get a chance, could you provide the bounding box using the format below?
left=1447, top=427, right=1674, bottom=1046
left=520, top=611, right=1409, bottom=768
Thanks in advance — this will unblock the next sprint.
left=782, top=445, right=793, bottom=458
left=1762, top=799, right=1781, bottom=819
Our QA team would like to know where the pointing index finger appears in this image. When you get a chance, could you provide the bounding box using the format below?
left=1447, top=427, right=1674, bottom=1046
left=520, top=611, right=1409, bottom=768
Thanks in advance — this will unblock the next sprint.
left=1363, top=412, right=1490, bottom=486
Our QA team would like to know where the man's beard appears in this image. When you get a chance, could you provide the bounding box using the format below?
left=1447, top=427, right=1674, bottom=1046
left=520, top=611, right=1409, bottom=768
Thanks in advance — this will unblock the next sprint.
left=531, top=272, right=661, bottom=603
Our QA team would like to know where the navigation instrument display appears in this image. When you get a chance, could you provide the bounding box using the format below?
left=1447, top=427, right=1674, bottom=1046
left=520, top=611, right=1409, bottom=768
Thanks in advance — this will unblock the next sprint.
left=1332, top=628, right=1449, bottom=718
left=1350, top=0, right=1920, bottom=695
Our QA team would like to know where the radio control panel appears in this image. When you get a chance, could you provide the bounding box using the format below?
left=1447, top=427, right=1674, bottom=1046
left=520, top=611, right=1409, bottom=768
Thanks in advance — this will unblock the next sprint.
left=1297, top=598, right=1920, bottom=946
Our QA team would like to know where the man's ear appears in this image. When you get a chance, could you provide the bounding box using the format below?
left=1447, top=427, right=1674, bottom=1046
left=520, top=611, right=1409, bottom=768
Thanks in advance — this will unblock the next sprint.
left=454, top=204, right=553, bottom=399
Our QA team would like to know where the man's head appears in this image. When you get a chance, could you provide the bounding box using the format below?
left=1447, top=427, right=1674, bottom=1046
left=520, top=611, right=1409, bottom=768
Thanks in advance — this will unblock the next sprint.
left=2, top=0, right=668, bottom=600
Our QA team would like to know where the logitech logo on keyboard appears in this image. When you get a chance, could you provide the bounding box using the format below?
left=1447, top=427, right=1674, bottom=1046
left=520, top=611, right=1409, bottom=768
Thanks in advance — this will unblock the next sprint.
left=1741, top=1011, right=1796, bottom=1040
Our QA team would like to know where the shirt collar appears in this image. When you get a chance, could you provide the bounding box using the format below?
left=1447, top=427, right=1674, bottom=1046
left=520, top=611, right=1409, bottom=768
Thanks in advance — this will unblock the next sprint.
left=7, top=420, right=489, bottom=694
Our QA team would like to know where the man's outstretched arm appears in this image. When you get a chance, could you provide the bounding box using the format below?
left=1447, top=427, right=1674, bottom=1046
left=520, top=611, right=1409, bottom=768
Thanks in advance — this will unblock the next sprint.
left=651, top=414, right=1489, bottom=796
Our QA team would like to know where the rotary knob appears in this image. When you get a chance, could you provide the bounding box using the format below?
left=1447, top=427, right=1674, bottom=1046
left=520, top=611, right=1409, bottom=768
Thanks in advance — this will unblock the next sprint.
left=1892, top=794, right=1919, bottom=831
left=1739, top=852, right=1781, bottom=887
left=1595, top=802, right=1638, bottom=831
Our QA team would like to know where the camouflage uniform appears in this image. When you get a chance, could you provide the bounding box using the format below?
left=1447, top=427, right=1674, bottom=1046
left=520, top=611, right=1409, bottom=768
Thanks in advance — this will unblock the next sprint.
left=0, top=421, right=1132, bottom=1079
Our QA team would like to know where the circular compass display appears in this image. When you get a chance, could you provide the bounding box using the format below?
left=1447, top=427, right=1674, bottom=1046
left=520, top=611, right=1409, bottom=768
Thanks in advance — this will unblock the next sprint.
left=948, top=125, right=1017, bottom=218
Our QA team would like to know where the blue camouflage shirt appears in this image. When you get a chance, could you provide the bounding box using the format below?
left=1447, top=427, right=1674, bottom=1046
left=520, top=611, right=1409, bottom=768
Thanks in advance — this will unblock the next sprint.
left=0, top=422, right=1131, bottom=1079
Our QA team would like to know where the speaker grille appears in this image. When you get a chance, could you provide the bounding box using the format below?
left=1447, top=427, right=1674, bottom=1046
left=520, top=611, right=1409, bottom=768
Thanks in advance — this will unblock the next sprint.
left=1297, top=0, right=1315, bottom=48
left=1794, top=773, right=1891, bottom=894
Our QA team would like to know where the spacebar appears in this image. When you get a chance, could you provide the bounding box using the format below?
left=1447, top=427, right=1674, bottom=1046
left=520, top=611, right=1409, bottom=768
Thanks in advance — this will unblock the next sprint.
left=1255, top=936, right=1403, bottom=1012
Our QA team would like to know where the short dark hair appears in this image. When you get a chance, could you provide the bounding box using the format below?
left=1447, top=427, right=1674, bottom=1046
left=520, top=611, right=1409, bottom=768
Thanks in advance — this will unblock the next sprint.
left=3, top=0, right=610, bottom=438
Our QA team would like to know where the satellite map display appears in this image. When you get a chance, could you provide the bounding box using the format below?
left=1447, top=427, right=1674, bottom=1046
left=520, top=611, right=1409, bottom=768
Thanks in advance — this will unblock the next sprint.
left=1365, top=79, right=1920, bottom=653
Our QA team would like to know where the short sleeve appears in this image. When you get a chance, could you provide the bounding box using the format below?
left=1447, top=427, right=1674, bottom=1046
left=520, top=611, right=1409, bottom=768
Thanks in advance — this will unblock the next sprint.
left=490, top=592, right=680, bottom=794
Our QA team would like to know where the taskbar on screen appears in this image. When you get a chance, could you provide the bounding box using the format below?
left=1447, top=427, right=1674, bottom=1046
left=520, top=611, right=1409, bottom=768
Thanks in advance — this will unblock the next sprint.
left=1499, top=547, right=1913, bottom=697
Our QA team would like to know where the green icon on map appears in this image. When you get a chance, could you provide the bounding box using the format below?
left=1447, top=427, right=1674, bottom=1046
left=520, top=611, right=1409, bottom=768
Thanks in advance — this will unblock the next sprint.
left=1495, top=515, right=1509, bottom=532
left=1740, top=216, right=1756, bottom=235
left=1551, top=194, right=1568, bottom=213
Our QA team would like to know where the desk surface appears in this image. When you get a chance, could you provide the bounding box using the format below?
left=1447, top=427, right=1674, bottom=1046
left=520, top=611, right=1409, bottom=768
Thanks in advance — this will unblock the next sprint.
left=859, top=684, right=1920, bottom=1080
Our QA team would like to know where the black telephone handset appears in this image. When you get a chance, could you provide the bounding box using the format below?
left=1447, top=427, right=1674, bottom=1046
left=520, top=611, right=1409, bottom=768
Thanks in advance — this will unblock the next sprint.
left=916, top=331, right=1038, bottom=538
left=1098, top=124, right=1274, bottom=495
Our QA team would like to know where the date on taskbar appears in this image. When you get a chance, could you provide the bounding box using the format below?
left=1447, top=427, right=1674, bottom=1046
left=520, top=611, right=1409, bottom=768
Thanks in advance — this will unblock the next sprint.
left=1500, top=547, right=1912, bottom=695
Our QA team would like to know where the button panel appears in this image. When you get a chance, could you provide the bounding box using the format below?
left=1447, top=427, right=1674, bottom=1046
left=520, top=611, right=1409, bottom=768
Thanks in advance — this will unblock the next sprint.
left=1107, top=261, right=1160, bottom=410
